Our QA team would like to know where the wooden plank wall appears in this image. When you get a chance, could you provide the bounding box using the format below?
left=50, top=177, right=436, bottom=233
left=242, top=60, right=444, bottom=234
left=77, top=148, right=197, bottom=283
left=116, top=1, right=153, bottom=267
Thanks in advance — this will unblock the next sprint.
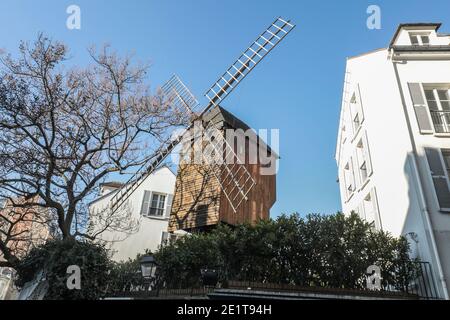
left=168, top=125, right=277, bottom=232
left=168, top=163, right=222, bottom=232
left=218, top=132, right=276, bottom=225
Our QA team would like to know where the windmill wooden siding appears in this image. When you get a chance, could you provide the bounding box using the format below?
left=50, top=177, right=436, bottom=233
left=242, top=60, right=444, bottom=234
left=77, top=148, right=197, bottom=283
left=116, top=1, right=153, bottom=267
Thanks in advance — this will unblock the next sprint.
left=168, top=106, right=277, bottom=232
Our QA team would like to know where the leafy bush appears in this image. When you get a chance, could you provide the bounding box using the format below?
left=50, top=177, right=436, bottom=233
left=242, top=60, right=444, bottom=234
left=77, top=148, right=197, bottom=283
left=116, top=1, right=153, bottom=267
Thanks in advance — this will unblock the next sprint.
left=15, top=239, right=111, bottom=300
left=106, top=253, right=149, bottom=294
left=154, top=213, right=418, bottom=290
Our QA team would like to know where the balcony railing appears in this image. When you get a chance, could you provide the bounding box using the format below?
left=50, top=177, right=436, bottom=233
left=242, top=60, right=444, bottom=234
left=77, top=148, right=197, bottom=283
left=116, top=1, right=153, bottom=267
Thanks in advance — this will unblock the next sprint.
left=430, top=110, right=450, bottom=133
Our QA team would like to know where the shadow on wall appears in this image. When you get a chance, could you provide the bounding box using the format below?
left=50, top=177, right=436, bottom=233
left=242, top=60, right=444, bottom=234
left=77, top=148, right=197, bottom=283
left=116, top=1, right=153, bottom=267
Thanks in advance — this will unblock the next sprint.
left=402, top=150, right=449, bottom=299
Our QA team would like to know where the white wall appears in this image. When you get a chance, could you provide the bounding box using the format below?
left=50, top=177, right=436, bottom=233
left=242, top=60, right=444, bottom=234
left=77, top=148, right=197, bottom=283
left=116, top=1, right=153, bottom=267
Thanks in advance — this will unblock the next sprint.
left=336, top=26, right=450, bottom=298
left=89, top=167, right=177, bottom=262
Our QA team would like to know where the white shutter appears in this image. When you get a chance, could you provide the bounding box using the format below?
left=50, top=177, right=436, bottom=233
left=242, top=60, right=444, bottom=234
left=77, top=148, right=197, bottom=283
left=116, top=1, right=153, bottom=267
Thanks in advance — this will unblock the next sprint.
left=425, top=148, right=450, bottom=209
left=357, top=84, right=365, bottom=122
left=351, top=155, right=359, bottom=190
left=371, top=188, right=382, bottom=231
left=408, top=83, right=433, bottom=133
left=363, top=131, right=373, bottom=176
left=164, top=194, right=173, bottom=218
left=358, top=203, right=365, bottom=220
left=161, top=231, right=169, bottom=246
left=140, top=191, right=151, bottom=216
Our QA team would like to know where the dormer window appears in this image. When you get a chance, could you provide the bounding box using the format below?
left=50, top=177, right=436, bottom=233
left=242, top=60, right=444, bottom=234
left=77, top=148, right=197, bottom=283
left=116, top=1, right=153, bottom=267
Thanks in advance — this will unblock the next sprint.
left=409, top=33, right=430, bottom=46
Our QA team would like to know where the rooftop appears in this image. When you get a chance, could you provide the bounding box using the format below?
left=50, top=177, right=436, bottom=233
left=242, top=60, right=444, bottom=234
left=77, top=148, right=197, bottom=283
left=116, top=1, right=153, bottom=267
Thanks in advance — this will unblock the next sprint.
left=389, top=22, right=442, bottom=48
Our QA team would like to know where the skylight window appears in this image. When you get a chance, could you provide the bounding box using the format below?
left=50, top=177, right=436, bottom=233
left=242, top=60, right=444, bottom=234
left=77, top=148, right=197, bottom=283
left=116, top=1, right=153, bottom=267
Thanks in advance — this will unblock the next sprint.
left=409, top=33, right=430, bottom=46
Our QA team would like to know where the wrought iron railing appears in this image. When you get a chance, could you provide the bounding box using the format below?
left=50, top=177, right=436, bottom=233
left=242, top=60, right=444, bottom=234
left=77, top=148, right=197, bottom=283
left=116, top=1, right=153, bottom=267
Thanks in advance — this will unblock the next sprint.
left=106, top=261, right=441, bottom=300
left=382, top=261, right=439, bottom=300
left=430, top=110, right=450, bottom=133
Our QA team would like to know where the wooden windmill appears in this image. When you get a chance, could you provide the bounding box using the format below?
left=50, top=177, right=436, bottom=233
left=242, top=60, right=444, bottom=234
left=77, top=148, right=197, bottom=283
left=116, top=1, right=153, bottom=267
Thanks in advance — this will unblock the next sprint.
left=109, top=17, right=295, bottom=232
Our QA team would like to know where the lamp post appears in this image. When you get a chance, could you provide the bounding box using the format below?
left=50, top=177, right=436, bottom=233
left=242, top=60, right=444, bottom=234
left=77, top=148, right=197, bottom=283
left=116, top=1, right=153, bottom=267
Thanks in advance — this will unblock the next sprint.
left=139, top=255, right=159, bottom=295
left=139, top=255, right=157, bottom=280
left=200, top=269, right=218, bottom=288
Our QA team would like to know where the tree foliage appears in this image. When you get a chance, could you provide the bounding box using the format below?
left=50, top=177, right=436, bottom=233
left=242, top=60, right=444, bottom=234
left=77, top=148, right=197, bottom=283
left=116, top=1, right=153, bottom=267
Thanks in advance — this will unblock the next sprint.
left=154, top=213, right=418, bottom=290
left=0, top=34, right=187, bottom=267
left=15, top=239, right=111, bottom=300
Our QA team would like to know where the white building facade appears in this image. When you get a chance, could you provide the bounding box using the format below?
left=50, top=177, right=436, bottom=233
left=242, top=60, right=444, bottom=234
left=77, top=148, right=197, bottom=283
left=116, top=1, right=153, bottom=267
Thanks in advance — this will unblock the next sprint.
left=336, top=23, right=450, bottom=299
left=89, top=166, right=181, bottom=262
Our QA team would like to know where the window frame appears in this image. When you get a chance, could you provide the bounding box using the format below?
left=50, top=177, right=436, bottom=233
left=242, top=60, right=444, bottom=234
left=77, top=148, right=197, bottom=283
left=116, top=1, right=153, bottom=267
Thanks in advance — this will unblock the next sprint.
left=349, top=87, right=365, bottom=141
left=424, top=86, right=450, bottom=134
left=147, top=192, right=167, bottom=217
left=437, top=149, right=450, bottom=212
left=409, top=33, right=431, bottom=46
left=344, top=159, right=356, bottom=201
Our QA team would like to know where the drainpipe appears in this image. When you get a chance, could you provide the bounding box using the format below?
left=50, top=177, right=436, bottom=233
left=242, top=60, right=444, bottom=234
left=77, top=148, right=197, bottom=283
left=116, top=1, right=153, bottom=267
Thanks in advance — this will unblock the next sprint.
left=391, top=51, right=449, bottom=299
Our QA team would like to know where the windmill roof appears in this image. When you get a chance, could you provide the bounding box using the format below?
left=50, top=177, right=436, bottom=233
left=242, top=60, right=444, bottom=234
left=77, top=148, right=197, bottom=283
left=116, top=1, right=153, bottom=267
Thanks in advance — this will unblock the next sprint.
left=203, top=105, right=251, bottom=131
left=203, top=106, right=279, bottom=159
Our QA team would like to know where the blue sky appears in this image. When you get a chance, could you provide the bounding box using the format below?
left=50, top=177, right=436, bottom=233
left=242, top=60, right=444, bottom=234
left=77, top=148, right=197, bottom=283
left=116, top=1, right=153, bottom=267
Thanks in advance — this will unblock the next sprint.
left=1, top=0, right=450, bottom=217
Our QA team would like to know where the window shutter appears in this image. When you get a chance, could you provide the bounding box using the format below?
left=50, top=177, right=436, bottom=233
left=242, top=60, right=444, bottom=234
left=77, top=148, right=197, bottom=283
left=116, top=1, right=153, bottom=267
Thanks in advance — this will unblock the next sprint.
left=363, top=131, right=373, bottom=176
left=425, top=148, right=450, bottom=209
left=358, top=203, right=365, bottom=220
left=161, top=231, right=169, bottom=246
left=408, top=83, right=433, bottom=133
left=140, top=191, right=151, bottom=216
left=164, top=194, right=173, bottom=218
left=371, top=188, right=382, bottom=230
left=351, top=155, right=359, bottom=189
left=357, top=84, right=365, bottom=122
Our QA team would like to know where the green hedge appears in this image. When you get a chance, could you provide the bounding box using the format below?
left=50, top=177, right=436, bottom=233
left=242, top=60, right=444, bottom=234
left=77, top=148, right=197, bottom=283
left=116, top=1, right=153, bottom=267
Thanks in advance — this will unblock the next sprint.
left=15, top=239, right=111, bottom=300
left=154, top=213, right=418, bottom=290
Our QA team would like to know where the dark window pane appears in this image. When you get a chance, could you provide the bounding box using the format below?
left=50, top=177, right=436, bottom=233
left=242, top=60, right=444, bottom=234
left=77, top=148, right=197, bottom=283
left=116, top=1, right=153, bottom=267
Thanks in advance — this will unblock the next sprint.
left=421, top=36, right=430, bottom=45
left=438, top=90, right=450, bottom=101
left=410, top=35, right=419, bottom=45
left=425, top=89, right=435, bottom=101
left=429, top=101, right=439, bottom=110
left=441, top=101, right=450, bottom=111
left=442, top=150, right=450, bottom=170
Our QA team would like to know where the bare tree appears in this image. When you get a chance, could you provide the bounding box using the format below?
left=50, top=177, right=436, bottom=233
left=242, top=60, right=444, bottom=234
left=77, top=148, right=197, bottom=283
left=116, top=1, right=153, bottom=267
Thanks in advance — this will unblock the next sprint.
left=0, top=197, right=51, bottom=268
left=0, top=34, right=188, bottom=267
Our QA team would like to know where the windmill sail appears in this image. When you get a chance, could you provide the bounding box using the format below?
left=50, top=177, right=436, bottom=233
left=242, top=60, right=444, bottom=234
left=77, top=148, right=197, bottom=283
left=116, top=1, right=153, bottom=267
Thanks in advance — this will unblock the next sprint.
left=205, top=17, right=295, bottom=108
left=201, top=123, right=256, bottom=213
left=108, top=17, right=295, bottom=215
left=110, top=76, right=198, bottom=214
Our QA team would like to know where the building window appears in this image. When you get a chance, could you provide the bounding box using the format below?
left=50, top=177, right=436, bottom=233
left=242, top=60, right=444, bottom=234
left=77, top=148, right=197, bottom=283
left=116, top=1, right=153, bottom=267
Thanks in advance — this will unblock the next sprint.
left=362, top=190, right=382, bottom=230
left=441, top=149, right=450, bottom=179
left=161, top=231, right=182, bottom=246
left=425, top=87, right=450, bottom=133
left=149, top=193, right=166, bottom=216
left=360, top=161, right=368, bottom=182
left=356, top=134, right=372, bottom=185
left=409, top=33, right=430, bottom=46
left=344, top=160, right=356, bottom=198
left=349, top=90, right=364, bottom=136
left=353, top=114, right=361, bottom=133
left=341, top=124, right=347, bottom=143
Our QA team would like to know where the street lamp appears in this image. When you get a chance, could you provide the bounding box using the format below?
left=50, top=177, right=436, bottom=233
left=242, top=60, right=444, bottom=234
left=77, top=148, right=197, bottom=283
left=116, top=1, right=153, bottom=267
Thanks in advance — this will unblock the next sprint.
left=140, top=255, right=158, bottom=279
left=200, top=269, right=218, bottom=287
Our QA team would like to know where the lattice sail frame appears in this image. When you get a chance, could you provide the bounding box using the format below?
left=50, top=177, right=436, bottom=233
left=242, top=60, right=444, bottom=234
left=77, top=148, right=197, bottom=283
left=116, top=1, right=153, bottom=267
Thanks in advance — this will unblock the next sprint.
left=110, top=76, right=199, bottom=213
left=201, top=123, right=256, bottom=213
left=109, top=17, right=295, bottom=215
left=205, top=17, right=295, bottom=108
left=161, top=75, right=202, bottom=116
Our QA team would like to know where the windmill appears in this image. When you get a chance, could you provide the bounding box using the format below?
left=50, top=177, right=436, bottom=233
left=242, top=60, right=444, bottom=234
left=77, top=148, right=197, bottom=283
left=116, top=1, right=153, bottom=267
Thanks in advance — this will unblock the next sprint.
left=109, top=17, right=295, bottom=231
